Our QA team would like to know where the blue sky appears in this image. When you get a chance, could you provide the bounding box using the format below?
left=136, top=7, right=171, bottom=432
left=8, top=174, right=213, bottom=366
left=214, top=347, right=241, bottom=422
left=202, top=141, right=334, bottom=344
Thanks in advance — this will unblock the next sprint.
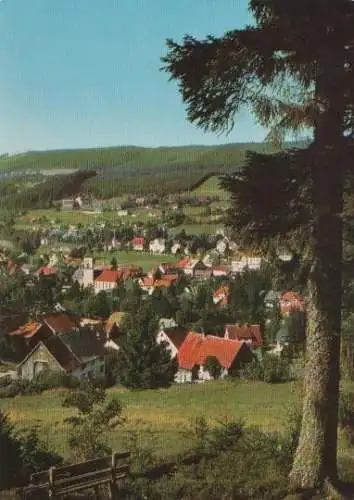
left=0, top=0, right=268, bottom=154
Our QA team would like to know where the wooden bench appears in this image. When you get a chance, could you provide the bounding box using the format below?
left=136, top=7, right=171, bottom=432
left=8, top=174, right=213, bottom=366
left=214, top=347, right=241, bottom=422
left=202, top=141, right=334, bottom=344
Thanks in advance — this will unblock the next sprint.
left=22, top=451, right=130, bottom=499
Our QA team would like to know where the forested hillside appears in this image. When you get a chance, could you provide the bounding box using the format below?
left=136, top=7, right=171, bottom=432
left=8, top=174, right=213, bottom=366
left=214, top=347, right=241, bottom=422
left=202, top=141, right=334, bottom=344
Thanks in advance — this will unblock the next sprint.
left=0, top=142, right=308, bottom=208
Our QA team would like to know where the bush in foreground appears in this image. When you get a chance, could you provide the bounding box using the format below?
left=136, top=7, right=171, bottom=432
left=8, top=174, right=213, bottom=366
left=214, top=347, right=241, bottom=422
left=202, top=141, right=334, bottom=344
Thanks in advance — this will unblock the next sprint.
left=0, top=371, right=80, bottom=399
left=118, top=415, right=298, bottom=499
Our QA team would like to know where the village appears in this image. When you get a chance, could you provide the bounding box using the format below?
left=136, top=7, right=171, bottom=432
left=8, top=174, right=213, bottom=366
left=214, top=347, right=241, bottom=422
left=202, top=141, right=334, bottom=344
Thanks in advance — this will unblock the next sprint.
left=0, top=227, right=305, bottom=388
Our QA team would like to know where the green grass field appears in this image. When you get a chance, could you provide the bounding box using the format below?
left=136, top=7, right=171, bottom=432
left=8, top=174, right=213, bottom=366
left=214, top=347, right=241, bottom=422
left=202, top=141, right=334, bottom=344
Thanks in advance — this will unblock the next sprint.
left=190, top=175, right=230, bottom=200
left=1, top=380, right=300, bottom=459
left=93, top=250, right=178, bottom=271
left=1, top=380, right=353, bottom=478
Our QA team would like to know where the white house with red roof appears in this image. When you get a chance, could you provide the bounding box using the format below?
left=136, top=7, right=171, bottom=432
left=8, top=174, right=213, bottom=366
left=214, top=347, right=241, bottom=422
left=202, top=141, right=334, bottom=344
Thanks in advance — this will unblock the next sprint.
left=94, top=269, right=122, bottom=294
left=176, top=331, right=253, bottom=383
left=131, top=237, right=145, bottom=251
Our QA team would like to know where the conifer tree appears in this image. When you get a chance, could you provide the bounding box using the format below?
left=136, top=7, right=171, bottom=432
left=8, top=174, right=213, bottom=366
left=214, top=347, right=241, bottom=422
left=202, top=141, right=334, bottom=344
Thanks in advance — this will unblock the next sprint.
left=115, top=304, right=178, bottom=389
left=163, top=0, right=354, bottom=494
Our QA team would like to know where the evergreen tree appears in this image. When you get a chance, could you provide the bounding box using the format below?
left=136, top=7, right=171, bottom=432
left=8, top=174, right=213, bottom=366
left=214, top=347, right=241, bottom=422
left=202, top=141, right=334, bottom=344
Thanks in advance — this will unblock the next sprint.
left=163, top=1, right=354, bottom=492
left=87, top=291, right=111, bottom=319
left=115, top=304, right=178, bottom=389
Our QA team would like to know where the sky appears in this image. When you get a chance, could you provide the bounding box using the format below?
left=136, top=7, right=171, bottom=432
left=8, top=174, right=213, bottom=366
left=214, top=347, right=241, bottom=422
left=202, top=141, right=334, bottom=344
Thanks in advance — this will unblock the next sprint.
left=0, top=0, right=269, bottom=154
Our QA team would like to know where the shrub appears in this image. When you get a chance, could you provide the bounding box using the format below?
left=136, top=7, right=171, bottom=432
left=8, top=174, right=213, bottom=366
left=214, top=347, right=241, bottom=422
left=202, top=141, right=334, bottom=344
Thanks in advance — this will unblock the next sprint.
left=0, top=375, right=12, bottom=388
left=62, top=381, right=125, bottom=461
left=203, top=356, right=222, bottom=380
left=239, top=358, right=264, bottom=381
left=0, top=371, right=80, bottom=399
left=262, top=353, right=291, bottom=383
left=0, top=379, right=31, bottom=398
left=118, top=421, right=289, bottom=499
left=29, top=370, right=80, bottom=393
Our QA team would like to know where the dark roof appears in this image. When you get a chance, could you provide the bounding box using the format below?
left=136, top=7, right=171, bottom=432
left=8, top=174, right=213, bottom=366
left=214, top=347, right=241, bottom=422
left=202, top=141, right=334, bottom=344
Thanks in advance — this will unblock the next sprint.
left=42, top=313, right=80, bottom=334
left=162, top=327, right=189, bottom=349
left=44, top=336, right=80, bottom=371
left=59, top=329, right=106, bottom=362
left=224, top=324, right=263, bottom=346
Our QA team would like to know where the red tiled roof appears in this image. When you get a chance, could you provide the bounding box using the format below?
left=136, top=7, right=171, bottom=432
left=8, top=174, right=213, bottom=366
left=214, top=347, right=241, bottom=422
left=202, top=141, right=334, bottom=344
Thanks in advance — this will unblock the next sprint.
left=140, top=274, right=178, bottom=288
left=9, top=322, right=43, bottom=339
left=131, top=237, right=145, bottom=246
left=38, top=266, right=57, bottom=275
left=140, top=277, right=155, bottom=287
left=95, top=269, right=123, bottom=283
left=176, top=257, right=191, bottom=269
left=178, top=332, right=244, bottom=370
left=280, top=291, right=303, bottom=302
left=213, top=285, right=229, bottom=299
left=224, top=324, right=263, bottom=346
left=196, top=335, right=243, bottom=369
left=177, top=332, right=204, bottom=370
left=279, top=291, right=305, bottom=313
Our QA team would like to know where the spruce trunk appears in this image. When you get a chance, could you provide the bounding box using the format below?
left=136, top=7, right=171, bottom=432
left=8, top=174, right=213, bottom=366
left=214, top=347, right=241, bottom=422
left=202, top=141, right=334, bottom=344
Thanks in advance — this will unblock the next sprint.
left=289, top=38, right=345, bottom=492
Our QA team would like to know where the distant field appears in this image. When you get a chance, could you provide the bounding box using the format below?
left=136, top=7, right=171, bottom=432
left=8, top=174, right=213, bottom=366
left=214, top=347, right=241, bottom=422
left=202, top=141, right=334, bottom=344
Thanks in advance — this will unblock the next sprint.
left=93, top=250, right=178, bottom=271
left=190, top=175, right=230, bottom=200
left=0, top=380, right=301, bottom=459
left=14, top=209, right=164, bottom=230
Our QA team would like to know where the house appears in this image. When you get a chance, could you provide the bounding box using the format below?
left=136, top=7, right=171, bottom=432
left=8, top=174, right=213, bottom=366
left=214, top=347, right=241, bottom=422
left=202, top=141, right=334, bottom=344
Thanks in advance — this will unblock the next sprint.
left=156, top=326, right=189, bottom=359
left=224, top=324, right=263, bottom=347
left=61, top=198, right=74, bottom=211
left=131, top=237, right=145, bottom=251
left=171, top=242, right=181, bottom=254
left=42, top=312, right=81, bottom=334
left=231, top=255, right=262, bottom=273
left=20, top=264, right=37, bottom=276
left=149, top=238, right=166, bottom=254
left=139, top=274, right=178, bottom=294
left=180, top=258, right=208, bottom=277
left=213, top=285, right=230, bottom=307
left=94, top=269, right=122, bottom=294
left=17, top=329, right=106, bottom=381
left=35, top=265, right=57, bottom=276
left=158, top=262, right=179, bottom=275
left=279, top=291, right=305, bottom=316
left=212, top=265, right=230, bottom=277
left=176, top=332, right=253, bottom=383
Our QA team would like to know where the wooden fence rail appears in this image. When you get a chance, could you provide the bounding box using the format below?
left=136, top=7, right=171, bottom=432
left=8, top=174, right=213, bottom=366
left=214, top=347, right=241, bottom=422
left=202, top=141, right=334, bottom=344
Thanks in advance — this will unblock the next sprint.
left=22, top=451, right=130, bottom=499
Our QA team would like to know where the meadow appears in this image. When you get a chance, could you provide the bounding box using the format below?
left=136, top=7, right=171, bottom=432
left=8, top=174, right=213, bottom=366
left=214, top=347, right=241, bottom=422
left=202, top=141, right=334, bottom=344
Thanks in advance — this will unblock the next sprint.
left=1, top=380, right=302, bottom=460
